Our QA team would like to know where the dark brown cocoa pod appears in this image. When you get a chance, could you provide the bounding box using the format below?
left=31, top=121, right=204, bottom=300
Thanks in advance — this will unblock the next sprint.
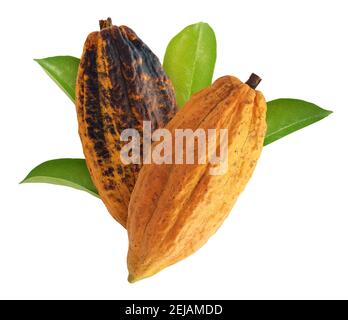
left=76, top=18, right=177, bottom=227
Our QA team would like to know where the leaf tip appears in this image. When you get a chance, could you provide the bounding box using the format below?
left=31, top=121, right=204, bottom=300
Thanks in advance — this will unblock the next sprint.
left=19, top=172, right=33, bottom=184
left=322, top=108, right=333, bottom=118
left=33, top=58, right=43, bottom=66
left=195, top=21, right=214, bottom=32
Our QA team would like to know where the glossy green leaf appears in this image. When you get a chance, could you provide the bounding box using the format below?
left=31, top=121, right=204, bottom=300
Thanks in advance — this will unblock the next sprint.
left=35, top=56, right=80, bottom=102
left=163, top=22, right=217, bottom=107
left=21, top=159, right=99, bottom=198
left=265, top=99, right=332, bottom=145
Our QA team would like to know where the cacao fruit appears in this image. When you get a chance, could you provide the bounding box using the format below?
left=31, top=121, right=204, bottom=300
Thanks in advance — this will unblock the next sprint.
left=127, top=74, right=267, bottom=282
left=75, top=18, right=177, bottom=227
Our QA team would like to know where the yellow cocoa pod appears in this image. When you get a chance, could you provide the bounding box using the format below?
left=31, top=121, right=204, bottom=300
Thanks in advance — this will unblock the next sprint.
left=127, top=74, right=267, bottom=282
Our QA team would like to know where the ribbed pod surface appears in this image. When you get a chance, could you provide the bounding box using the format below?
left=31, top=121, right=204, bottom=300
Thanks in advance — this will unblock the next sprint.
left=76, top=19, right=177, bottom=227
left=127, top=75, right=267, bottom=281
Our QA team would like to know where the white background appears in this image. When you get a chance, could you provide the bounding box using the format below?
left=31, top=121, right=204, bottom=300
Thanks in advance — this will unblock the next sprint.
left=0, top=0, right=347, bottom=300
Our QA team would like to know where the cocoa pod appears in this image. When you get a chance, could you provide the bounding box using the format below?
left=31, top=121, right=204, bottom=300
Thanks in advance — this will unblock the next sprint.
left=127, top=74, right=267, bottom=282
left=75, top=18, right=177, bottom=227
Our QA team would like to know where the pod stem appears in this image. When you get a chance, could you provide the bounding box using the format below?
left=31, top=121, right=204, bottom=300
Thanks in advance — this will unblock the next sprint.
left=246, top=73, right=262, bottom=89
left=99, top=17, right=113, bottom=30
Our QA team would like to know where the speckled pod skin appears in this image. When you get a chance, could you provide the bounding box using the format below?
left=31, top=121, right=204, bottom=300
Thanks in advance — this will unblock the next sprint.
left=127, top=75, right=267, bottom=282
left=76, top=19, right=177, bottom=227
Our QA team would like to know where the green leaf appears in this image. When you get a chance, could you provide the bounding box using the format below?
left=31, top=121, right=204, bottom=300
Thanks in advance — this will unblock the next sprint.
left=163, top=22, right=217, bottom=108
left=35, top=56, right=80, bottom=102
left=21, top=159, right=99, bottom=198
left=265, top=98, right=332, bottom=145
